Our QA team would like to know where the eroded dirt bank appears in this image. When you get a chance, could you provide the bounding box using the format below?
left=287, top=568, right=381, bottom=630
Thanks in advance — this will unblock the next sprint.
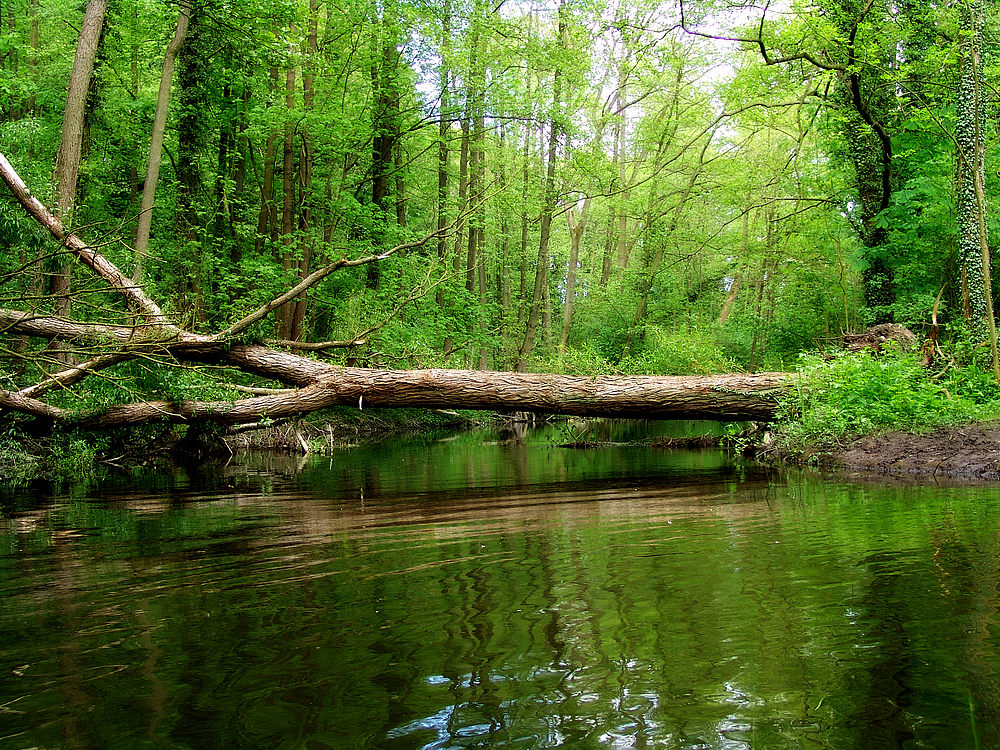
left=830, top=424, right=1000, bottom=481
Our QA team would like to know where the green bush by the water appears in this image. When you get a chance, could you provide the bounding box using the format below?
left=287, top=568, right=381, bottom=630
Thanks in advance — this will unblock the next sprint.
left=773, top=348, right=1000, bottom=452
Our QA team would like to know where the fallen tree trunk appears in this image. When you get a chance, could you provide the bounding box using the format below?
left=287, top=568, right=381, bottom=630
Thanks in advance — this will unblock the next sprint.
left=306, top=368, right=788, bottom=422
left=0, top=308, right=789, bottom=425
left=1, top=365, right=789, bottom=428
left=0, top=151, right=790, bottom=431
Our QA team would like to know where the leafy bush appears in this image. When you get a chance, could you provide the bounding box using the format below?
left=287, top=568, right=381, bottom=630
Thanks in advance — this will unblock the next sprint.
left=553, top=344, right=616, bottom=376
left=774, top=349, right=986, bottom=451
left=621, top=328, right=737, bottom=375
left=553, top=329, right=736, bottom=377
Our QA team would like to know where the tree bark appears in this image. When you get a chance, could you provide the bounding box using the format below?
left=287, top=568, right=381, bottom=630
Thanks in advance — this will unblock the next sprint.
left=367, top=8, right=401, bottom=290
left=0, top=343, right=788, bottom=426
left=53, top=0, right=106, bottom=222
left=435, top=6, right=450, bottom=311
left=517, top=123, right=531, bottom=328
left=255, top=127, right=280, bottom=253
left=175, top=6, right=207, bottom=322
left=277, top=46, right=297, bottom=340
left=291, top=0, right=319, bottom=342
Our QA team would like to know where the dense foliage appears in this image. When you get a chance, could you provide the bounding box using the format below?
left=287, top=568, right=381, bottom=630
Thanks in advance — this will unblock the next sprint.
left=0, top=0, right=999, bottom=404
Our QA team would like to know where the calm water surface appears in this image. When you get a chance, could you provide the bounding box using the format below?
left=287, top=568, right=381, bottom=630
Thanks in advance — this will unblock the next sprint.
left=2, top=421, right=1000, bottom=749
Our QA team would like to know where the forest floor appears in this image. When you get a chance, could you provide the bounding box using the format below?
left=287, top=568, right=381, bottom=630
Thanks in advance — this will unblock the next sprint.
left=828, top=423, right=1000, bottom=482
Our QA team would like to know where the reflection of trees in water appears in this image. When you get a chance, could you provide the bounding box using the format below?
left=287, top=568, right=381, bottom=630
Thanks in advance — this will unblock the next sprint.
left=848, top=551, right=917, bottom=749
left=496, top=418, right=530, bottom=444
left=841, top=511, right=1000, bottom=749
left=930, top=514, right=1000, bottom=749
left=11, top=468, right=1000, bottom=748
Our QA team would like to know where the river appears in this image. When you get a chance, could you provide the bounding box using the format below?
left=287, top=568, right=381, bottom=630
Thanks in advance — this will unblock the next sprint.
left=2, top=421, right=999, bottom=749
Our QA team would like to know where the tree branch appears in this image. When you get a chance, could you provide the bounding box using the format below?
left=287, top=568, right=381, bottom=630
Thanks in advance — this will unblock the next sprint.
left=677, top=0, right=846, bottom=72
left=0, top=152, right=173, bottom=326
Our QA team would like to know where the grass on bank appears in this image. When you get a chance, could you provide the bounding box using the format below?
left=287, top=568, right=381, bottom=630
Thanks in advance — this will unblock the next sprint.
left=767, top=346, right=1000, bottom=458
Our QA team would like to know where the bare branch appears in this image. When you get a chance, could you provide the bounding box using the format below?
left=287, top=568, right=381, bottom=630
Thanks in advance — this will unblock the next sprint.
left=677, top=0, right=846, bottom=72
left=0, top=152, right=173, bottom=326
left=19, top=352, right=135, bottom=399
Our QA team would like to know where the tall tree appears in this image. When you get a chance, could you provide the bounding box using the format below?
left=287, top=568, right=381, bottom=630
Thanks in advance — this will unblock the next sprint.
left=956, top=0, right=999, bottom=377
left=518, top=0, right=565, bottom=371
left=367, top=0, right=403, bottom=290
left=174, top=0, right=210, bottom=322
left=133, top=0, right=192, bottom=283
left=50, top=0, right=107, bottom=362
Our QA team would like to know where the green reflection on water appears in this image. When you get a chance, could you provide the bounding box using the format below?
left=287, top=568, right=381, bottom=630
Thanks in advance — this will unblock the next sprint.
left=1, top=424, right=999, bottom=749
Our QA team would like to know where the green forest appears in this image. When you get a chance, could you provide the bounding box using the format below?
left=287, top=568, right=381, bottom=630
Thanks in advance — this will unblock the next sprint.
left=2, top=0, right=1000, bottom=455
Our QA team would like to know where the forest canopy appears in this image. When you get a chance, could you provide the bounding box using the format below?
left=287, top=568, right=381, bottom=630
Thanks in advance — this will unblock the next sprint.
left=0, top=0, right=997, bottom=430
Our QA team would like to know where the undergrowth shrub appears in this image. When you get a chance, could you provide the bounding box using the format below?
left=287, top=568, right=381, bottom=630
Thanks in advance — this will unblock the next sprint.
left=553, top=331, right=736, bottom=377
left=620, top=336, right=735, bottom=375
left=774, top=348, right=988, bottom=451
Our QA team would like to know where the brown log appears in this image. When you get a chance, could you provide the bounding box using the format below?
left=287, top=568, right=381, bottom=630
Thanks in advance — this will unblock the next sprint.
left=4, top=366, right=788, bottom=428
left=1, top=308, right=788, bottom=426
left=306, top=368, right=787, bottom=422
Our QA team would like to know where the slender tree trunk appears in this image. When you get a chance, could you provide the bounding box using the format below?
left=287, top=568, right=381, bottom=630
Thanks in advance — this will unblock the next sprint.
left=232, top=86, right=251, bottom=244
left=133, top=0, right=191, bottom=283
left=394, top=142, right=406, bottom=227
left=367, top=11, right=401, bottom=290
left=53, top=0, right=107, bottom=222
left=748, top=217, right=776, bottom=373
left=517, top=124, right=531, bottom=328
left=453, top=116, right=470, bottom=274
left=49, top=0, right=106, bottom=362
left=277, top=51, right=297, bottom=340
left=615, top=130, right=631, bottom=270
left=214, top=82, right=233, bottom=242
left=437, top=9, right=452, bottom=354
left=542, top=278, right=553, bottom=347
left=471, top=50, right=488, bottom=367
left=600, top=212, right=615, bottom=287
left=291, top=0, right=319, bottom=342
left=518, top=119, right=560, bottom=368
left=465, top=0, right=485, bottom=310
left=498, top=126, right=512, bottom=364
left=560, top=197, right=590, bottom=354
left=255, top=133, right=279, bottom=252
left=517, top=2, right=564, bottom=371
left=175, top=6, right=208, bottom=323
left=435, top=9, right=450, bottom=311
